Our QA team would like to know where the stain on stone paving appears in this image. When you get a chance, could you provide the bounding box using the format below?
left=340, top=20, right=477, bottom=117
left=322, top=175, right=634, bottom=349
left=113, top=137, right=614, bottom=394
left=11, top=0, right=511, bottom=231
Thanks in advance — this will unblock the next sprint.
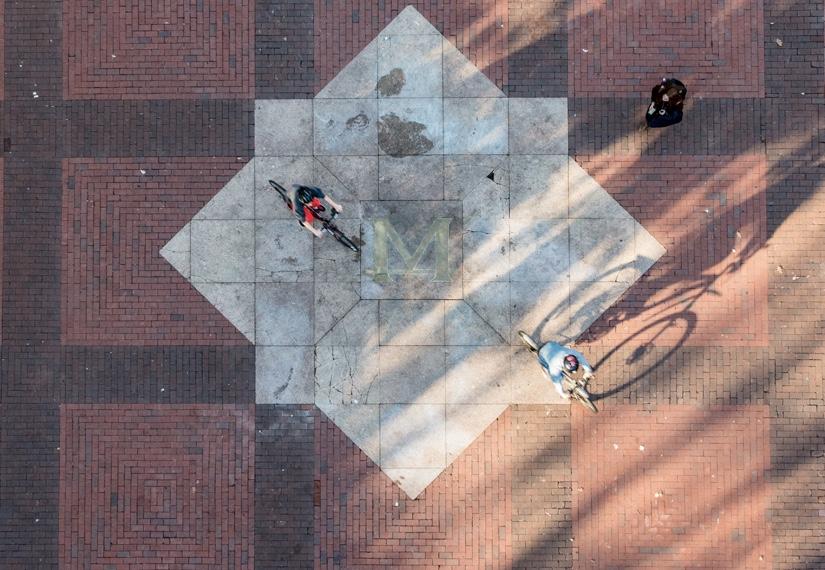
left=377, top=68, right=406, bottom=96
left=345, top=113, right=370, bottom=129
left=378, top=112, right=434, bottom=156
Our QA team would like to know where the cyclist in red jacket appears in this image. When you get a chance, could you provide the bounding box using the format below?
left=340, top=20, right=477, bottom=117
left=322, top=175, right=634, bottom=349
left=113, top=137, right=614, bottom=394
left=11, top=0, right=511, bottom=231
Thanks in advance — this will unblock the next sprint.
left=292, top=185, right=343, bottom=238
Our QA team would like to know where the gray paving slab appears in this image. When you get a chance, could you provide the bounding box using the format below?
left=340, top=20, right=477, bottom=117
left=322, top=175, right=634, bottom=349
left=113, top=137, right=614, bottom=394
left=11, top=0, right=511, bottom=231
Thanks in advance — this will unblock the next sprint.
left=508, top=98, right=568, bottom=155
left=317, top=300, right=379, bottom=347
left=444, top=155, right=507, bottom=201
left=195, top=161, right=255, bottom=220
left=378, top=34, right=442, bottom=98
left=567, top=280, right=630, bottom=339
left=378, top=98, right=443, bottom=156
left=316, top=39, right=378, bottom=99
left=312, top=218, right=362, bottom=282
left=379, top=346, right=446, bottom=403
left=160, top=223, right=190, bottom=279
left=569, top=158, right=632, bottom=220
left=446, top=346, right=510, bottom=403
left=509, top=155, right=568, bottom=219
left=569, top=217, right=636, bottom=282
left=191, top=282, right=255, bottom=343
left=379, top=300, right=445, bottom=346
left=317, top=402, right=381, bottom=465
left=315, top=156, right=379, bottom=203
left=254, top=156, right=314, bottom=220
left=380, top=403, right=446, bottom=468
left=444, top=301, right=506, bottom=346
left=510, top=280, right=570, bottom=344
left=314, top=282, right=361, bottom=343
left=256, top=345, right=315, bottom=404
left=378, top=155, right=444, bottom=200
left=255, top=283, right=313, bottom=345
left=509, top=219, right=570, bottom=282
left=462, top=226, right=509, bottom=283
left=314, top=99, right=378, bottom=155
left=442, top=40, right=505, bottom=98
left=315, top=345, right=380, bottom=405
left=443, top=98, right=508, bottom=154
left=255, top=220, right=314, bottom=282
left=510, top=345, right=565, bottom=404
left=463, top=280, right=511, bottom=342
left=255, top=100, right=314, bottom=156
left=446, top=403, right=507, bottom=463
left=190, top=220, right=255, bottom=283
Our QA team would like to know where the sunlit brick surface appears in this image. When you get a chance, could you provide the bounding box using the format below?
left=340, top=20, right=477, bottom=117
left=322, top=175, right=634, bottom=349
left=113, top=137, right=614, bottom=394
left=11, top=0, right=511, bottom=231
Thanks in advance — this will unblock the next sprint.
left=63, top=0, right=253, bottom=99
left=60, top=158, right=250, bottom=346
left=569, top=0, right=764, bottom=97
left=59, top=405, right=254, bottom=569
left=572, top=405, right=771, bottom=569
left=576, top=155, right=768, bottom=347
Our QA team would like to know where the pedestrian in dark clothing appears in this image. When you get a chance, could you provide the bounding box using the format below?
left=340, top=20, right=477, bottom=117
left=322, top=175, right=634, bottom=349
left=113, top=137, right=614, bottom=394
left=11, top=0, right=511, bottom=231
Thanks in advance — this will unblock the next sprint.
left=644, top=78, right=687, bottom=129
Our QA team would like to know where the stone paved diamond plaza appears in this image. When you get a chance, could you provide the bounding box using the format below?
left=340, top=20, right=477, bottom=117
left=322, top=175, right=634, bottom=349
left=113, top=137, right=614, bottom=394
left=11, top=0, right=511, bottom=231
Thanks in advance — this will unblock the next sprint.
left=162, top=7, right=665, bottom=498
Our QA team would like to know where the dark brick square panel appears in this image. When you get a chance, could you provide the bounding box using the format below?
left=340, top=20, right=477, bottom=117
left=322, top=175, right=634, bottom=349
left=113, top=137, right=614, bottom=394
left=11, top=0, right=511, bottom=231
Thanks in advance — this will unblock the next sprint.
left=63, top=0, right=253, bottom=100
left=314, top=0, right=508, bottom=94
left=4, top=0, right=61, bottom=101
left=569, top=0, right=765, bottom=98
left=59, top=405, right=254, bottom=568
left=317, top=408, right=513, bottom=568
left=62, top=346, right=255, bottom=404
left=0, top=348, right=62, bottom=404
left=255, top=405, right=314, bottom=569
left=572, top=405, right=771, bottom=569
left=576, top=155, right=769, bottom=347
left=0, top=404, right=60, bottom=568
left=507, top=0, right=569, bottom=97
left=256, top=0, right=315, bottom=99
left=763, top=0, right=824, bottom=97
left=64, top=100, right=254, bottom=158
left=60, top=157, right=251, bottom=346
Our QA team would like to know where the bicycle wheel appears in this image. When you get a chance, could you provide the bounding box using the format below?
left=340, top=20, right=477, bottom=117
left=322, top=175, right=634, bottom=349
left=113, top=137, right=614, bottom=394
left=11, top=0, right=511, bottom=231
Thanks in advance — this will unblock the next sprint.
left=518, top=330, right=539, bottom=353
left=326, top=224, right=359, bottom=253
left=572, top=386, right=598, bottom=413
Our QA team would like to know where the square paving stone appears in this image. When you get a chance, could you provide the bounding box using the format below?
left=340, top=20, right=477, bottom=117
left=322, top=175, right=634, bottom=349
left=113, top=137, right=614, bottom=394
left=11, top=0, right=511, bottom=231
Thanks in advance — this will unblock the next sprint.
left=190, top=220, right=255, bottom=283
left=569, top=217, right=636, bottom=282
left=192, top=282, right=255, bottom=342
left=508, top=98, right=568, bottom=155
left=509, top=155, right=568, bottom=219
left=317, top=402, right=381, bottom=465
left=377, top=34, right=442, bottom=98
left=378, top=155, right=444, bottom=200
left=317, top=300, right=379, bottom=347
left=254, top=156, right=314, bottom=220
left=195, top=161, right=255, bottom=220
left=444, top=155, right=507, bottom=201
left=444, top=98, right=508, bottom=154
left=255, top=283, right=313, bottom=345
left=361, top=201, right=462, bottom=300
left=378, top=98, right=443, bottom=156
left=313, top=219, right=362, bottom=282
left=462, top=225, right=509, bottom=283
left=510, top=280, right=571, bottom=344
left=442, top=39, right=505, bottom=98
left=255, top=220, right=314, bottom=282
left=446, top=346, right=511, bottom=404
left=256, top=345, right=315, bottom=404
left=446, top=403, right=508, bottom=463
left=316, top=39, right=378, bottom=99
left=315, top=345, right=380, bottom=405
left=379, top=346, right=446, bottom=403
left=380, top=403, right=446, bottom=469
left=379, top=300, right=444, bottom=346
left=509, top=219, right=570, bottom=282
left=314, top=99, right=378, bottom=155
left=255, top=100, right=313, bottom=156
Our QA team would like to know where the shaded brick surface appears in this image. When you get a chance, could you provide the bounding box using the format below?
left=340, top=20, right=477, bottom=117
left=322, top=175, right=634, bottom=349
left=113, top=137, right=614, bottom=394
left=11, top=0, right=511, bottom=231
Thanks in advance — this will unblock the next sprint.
left=63, top=0, right=254, bottom=100
left=763, top=0, right=824, bottom=97
left=507, top=0, right=568, bottom=97
left=255, top=405, right=315, bottom=569
left=316, top=409, right=513, bottom=568
left=59, top=405, right=254, bottom=569
left=256, top=0, right=315, bottom=98
left=0, top=404, right=60, bottom=568
left=569, top=0, right=765, bottom=98
left=572, top=405, right=772, bottom=569
left=60, top=157, right=251, bottom=346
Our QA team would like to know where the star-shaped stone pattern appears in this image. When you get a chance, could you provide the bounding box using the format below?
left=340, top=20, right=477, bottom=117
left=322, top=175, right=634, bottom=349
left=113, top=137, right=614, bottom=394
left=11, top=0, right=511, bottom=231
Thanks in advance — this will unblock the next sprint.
left=161, top=7, right=665, bottom=499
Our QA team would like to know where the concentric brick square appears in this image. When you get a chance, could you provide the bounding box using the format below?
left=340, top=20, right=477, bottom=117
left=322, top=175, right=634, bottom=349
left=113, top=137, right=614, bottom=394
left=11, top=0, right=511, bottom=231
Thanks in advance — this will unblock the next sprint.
left=569, top=0, right=765, bottom=97
left=59, top=405, right=254, bottom=569
left=576, top=155, right=768, bottom=347
left=572, top=405, right=771, bottom=569
left=60, top=158, right=251, bottom=346
left=63, top=0, right=253, bottom=100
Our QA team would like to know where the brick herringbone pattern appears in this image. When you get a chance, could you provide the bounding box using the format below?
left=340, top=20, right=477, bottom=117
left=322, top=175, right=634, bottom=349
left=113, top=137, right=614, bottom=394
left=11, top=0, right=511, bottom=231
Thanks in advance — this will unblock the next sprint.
left=572, top=405, right=772, bottom=569
left=60, top=158, right=251, bottom=346
left=576, top=155, right=769, bottom=347
left=569, top=0, right=765, bottom=97
left=63, top=0, right=253, bottom=99
left=59, top=405, right=254, bottom=569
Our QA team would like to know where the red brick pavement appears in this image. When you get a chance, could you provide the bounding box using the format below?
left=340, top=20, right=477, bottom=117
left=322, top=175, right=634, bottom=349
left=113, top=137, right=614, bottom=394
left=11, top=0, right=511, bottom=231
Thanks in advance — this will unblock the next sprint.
left=572, top=405, right=772, bottom=569
left=569, top=0, right=765, bottom=98
left=577, top=155, right=769, bottom=347
left=63, top=0, right=253, bottom=100
left=59, top=405, right=254, bottom=569
left=60, top=158, right=251, bottom=346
